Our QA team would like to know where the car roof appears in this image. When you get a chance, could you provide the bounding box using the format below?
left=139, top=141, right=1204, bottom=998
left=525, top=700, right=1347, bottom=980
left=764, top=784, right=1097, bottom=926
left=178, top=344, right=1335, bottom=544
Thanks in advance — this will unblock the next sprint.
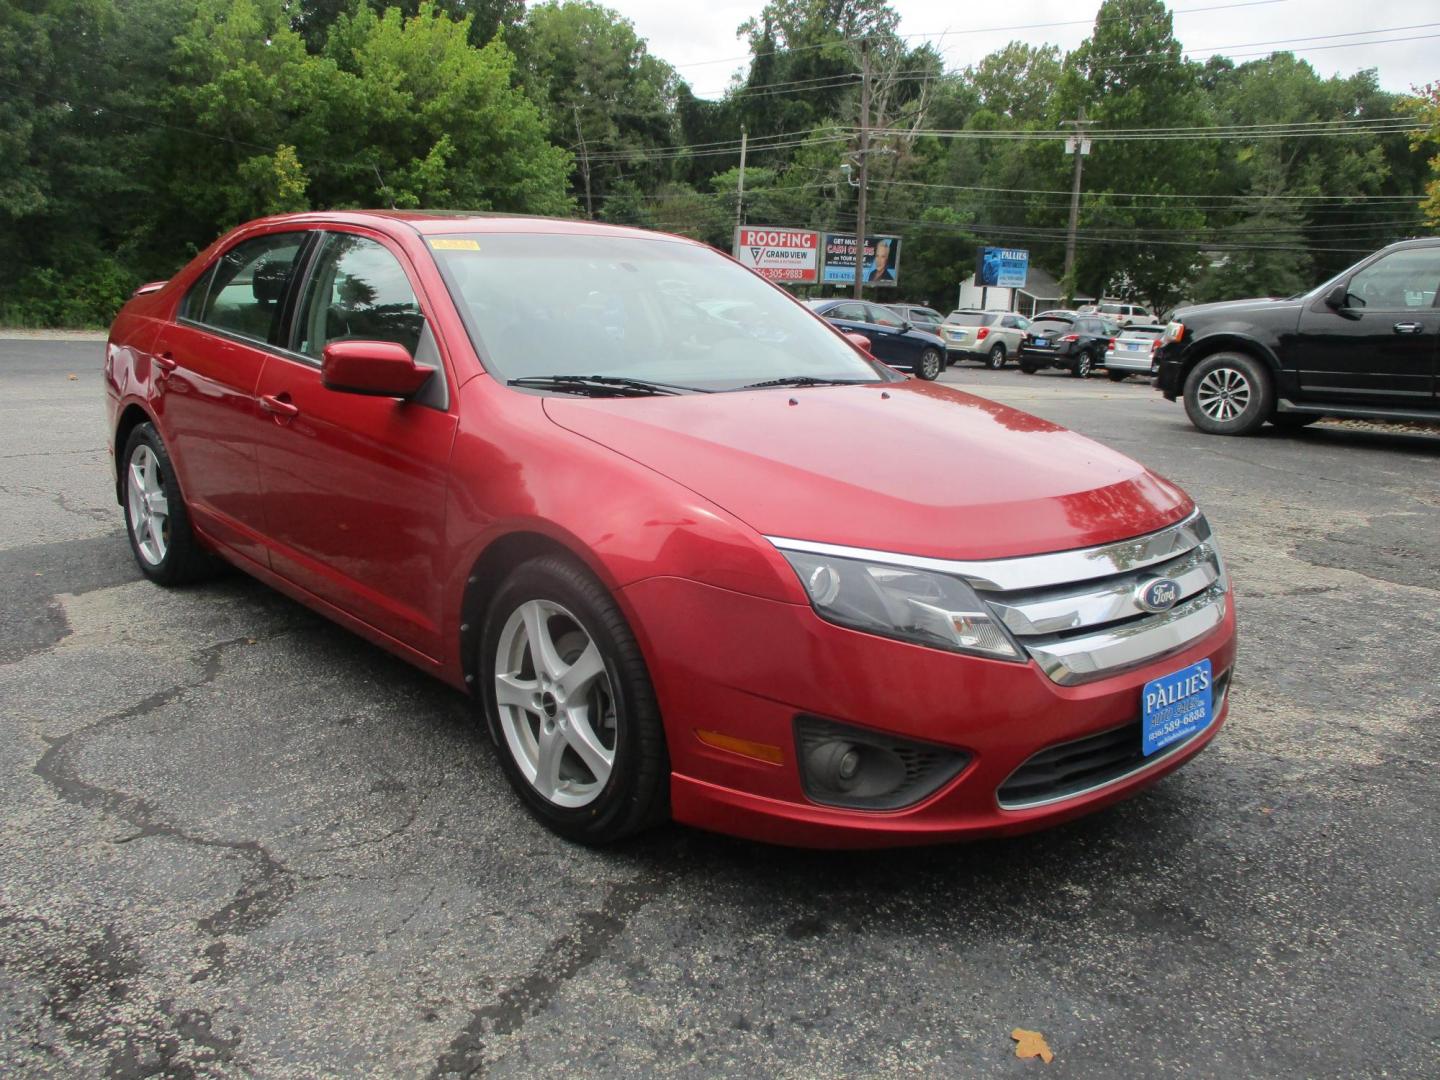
left=235, top=209, right=695, bottom=245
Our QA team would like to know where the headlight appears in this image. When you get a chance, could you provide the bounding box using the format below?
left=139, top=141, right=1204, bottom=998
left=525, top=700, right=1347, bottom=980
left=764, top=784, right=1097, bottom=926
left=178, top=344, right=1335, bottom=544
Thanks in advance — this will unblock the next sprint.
left=1161, top=321, right=1185, bottom=344
left=779, top=549, right=1022, bottom=661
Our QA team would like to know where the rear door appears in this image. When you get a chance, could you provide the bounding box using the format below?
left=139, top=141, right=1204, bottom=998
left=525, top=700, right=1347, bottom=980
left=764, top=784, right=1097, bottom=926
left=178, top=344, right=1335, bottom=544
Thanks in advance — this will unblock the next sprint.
left=151, top=230, right=312, bottom=565
left=1292, top=246, right=1440, bottom=406
left=251, top=229, right=459, bottom=658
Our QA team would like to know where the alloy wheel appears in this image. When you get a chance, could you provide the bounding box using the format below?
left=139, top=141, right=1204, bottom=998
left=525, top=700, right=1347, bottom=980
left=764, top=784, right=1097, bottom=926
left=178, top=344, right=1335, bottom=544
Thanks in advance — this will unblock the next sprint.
left=1196, top=366, right=1251, bottom=422
left=126, top=444, right=170, bottom=566
left=493, top=599, right=617, bottom=809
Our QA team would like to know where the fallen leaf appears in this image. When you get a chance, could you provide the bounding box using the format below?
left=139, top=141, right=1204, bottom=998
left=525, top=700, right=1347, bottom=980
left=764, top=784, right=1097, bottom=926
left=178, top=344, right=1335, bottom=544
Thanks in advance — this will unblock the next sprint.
left=68, top=373, right=78, bottom=380
left=245, top=638, right=257, bottom=645
left=1011, top=1028, right=1054, bottom=1064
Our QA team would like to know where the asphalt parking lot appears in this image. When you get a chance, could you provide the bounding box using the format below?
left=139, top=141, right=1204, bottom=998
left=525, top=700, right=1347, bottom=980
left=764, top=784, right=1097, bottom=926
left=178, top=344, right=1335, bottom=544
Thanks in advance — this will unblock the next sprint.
left=2, top=336, right=1437, bottom=1078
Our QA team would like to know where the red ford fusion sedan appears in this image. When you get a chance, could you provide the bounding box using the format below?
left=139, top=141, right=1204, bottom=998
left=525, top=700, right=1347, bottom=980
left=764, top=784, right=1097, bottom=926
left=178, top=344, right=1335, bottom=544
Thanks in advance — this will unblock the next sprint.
left=104, top=211, right=1235, bottom=848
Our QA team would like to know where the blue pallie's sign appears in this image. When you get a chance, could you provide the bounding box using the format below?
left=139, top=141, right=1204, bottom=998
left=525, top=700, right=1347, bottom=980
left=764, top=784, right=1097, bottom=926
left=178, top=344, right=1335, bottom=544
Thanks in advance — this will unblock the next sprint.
left=976, top=247, right=1029, bottom=289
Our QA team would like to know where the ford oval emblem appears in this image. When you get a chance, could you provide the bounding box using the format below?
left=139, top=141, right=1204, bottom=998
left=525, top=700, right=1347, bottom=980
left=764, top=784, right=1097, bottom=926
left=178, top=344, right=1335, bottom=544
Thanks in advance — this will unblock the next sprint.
left=1137, top=577, right=1181, bottom=613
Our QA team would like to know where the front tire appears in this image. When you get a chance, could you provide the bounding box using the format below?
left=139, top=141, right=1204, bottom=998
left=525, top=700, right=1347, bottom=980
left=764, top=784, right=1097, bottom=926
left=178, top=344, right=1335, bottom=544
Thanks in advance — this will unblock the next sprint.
left=1019, top=362, right=1038, bottom=375
left=121, top=422, right=218, bottom=586
left=1183, top=351, right=1274, bottom=436
left=985, top=343, right=1006, bottom=370
left=481, top=555, right=669, bottom=844
left=915, top=348, right=942, bottom=381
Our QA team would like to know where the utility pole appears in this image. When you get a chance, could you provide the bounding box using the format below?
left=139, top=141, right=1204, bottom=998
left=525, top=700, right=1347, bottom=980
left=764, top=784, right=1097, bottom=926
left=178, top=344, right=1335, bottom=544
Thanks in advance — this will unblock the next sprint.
left=1062, top=107, right=1090, bottom=304
left=573, top=104, right=594, bottom=220
left=852, top=38, right=871, bottom=300
left=735, top=125, right=748, bottom=234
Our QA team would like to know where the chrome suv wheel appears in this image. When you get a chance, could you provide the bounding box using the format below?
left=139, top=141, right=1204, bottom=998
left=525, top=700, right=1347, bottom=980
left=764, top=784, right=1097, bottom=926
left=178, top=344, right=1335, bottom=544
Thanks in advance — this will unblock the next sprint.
left=1182, top=352, right=1273, bottom=436
left=481, top=555, right=669, bottom=843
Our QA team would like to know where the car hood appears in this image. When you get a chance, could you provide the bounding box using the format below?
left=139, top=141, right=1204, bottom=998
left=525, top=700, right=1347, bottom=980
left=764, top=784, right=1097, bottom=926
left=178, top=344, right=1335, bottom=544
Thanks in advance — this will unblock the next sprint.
left=543, top=381, right=1192, bottom=561
left=1173, top=296, right=1301, bottom=321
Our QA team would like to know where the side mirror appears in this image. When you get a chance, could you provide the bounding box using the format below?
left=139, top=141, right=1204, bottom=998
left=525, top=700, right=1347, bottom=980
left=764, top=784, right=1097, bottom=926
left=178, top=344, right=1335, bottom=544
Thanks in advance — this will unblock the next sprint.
left=843, top=332, right=874, bottom=355
left=1324, top=283, right=1349, bottom=310
left=321, top=340, right=431, bottom=398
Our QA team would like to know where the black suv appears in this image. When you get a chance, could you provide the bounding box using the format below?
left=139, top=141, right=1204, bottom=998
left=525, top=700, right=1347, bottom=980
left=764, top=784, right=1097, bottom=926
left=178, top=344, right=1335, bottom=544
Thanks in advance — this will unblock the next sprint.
left=1018, top=313, right=1118, bottom=378
left=1156, top=237, right=1440, bottom=435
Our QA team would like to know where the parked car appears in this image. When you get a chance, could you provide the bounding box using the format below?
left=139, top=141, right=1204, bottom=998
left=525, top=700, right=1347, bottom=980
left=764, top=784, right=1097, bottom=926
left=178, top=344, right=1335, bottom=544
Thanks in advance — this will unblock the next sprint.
left=804, top=298, right=947, bottom=379
left=1018, top=313, right=1119, bottom=378
left=105, top=210, right=1235, bottom=847
left=1104, top=324, right=1166, bottom=381
left=1080, top=301, right=1156, bottom=326
left=1156, top=237, right=1440, bottom=435
left=888, top=303, right=946, bottom=331
left=940, top=309, right=1031, bottom=369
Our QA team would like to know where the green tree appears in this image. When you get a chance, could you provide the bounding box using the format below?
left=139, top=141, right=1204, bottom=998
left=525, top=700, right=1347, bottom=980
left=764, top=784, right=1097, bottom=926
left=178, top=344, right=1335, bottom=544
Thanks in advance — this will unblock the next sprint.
left=1051, top=0, right=1216, bottom=312
left=514, top=2, right=678, bottom=215
left=1411, top=82, right=1440, bottom=228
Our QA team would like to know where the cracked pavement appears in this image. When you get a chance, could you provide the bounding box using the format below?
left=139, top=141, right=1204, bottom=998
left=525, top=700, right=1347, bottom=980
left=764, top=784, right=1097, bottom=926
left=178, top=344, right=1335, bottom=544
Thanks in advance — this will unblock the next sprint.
left=1, top=339, right=1437, bottom=1077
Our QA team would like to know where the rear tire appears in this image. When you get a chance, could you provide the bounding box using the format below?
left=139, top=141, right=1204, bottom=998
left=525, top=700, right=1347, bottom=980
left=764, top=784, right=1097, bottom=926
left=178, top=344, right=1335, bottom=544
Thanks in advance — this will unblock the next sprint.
left=915, top=348, right=942, bottom=381
left=1107, top=369, right=1128, bottom=382
left=1183, top=351, right=1274, bottom=436
left=1019, top=363, right=1038, bottom=375
left=120, top=422, right=220, bottom=586
left=1073, top=353, right=1094, bottom=378
left=985, top=343, right=1006, bottom=370
left=481, top=555, right=669, bottom=845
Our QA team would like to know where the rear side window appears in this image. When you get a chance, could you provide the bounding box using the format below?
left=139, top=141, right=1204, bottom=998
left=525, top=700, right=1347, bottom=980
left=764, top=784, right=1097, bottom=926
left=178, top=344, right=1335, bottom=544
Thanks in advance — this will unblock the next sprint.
left=864, top=303, right=901, bottom=327
left=294, top=233, right=425, bottom=359
left=828, top=303, right=867, bottom=321
left=946, top=312, right=995, bottom=327
left=189, top=233, right=307, bottom=344
left=1029, top=318, right=1073, bottom=333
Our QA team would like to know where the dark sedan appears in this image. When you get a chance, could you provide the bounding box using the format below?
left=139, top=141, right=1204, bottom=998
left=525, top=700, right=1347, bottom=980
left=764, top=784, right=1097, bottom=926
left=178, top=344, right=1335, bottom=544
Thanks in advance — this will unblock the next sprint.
left=1018, top=313, right=1118, bottom=378
left=804, top=298, right=947, bottom=380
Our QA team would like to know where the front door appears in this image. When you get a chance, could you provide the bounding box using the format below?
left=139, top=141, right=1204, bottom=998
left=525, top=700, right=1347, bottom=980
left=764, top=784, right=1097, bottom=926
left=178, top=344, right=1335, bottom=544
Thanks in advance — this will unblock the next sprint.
left=252, top=230, right=458, bottom=659
left=152, top=231, right=310, bottom=566
left=1292, top=246, right=1440, bottom=407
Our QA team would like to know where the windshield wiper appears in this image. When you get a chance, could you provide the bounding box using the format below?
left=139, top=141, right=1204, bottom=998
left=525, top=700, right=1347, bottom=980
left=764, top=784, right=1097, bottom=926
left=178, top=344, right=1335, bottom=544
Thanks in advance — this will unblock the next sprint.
left=739, top=375, right=872, bottom=390
left=508, top=374, right=708, bottom=396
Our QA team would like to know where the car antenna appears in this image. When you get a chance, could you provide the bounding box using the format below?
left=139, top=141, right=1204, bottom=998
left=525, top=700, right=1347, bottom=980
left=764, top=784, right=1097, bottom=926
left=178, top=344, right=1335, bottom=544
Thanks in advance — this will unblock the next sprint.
left=372, top=164, right=397, bottom=210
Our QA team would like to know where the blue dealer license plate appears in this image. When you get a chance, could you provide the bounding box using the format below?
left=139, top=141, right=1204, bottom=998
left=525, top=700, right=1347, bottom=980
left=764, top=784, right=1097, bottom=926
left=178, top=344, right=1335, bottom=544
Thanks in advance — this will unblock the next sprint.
left=1141, top=659, right=1213, bottom=756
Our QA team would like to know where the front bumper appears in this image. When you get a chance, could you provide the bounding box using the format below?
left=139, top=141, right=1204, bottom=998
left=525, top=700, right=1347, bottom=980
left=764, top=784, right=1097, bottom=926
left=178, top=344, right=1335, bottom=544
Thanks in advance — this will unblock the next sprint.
left=622, top=576, right=1236, bottom=848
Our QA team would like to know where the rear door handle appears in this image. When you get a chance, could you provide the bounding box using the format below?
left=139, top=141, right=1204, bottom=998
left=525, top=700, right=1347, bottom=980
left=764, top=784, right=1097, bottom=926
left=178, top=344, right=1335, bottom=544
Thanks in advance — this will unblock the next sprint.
left=258, top=393, right=299, bottom=418
left=155, top=352, right=177, bottom=373
left=1393, top=321, right=1425, bottom=335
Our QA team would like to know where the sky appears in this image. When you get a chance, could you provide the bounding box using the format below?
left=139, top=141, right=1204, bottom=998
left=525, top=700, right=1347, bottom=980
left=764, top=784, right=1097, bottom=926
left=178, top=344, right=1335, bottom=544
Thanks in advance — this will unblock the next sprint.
left=598, top=0, right=1434, bottom=97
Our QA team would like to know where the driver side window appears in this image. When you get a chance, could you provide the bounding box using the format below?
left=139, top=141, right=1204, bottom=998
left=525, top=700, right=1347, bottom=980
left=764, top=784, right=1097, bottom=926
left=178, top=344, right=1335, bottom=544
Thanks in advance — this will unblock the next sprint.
left=295, top=233, right=425, bottom=359
left=1345, top=249, right=1440, bottom=310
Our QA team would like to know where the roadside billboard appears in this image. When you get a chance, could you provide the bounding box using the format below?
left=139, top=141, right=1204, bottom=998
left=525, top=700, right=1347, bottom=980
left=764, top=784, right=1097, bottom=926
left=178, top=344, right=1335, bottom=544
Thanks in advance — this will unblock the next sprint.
left=732, top=227, right=821, bottom=283
left=976, top=247, right=1029, bottom=289
left=822, top=233, right=902, bottom=286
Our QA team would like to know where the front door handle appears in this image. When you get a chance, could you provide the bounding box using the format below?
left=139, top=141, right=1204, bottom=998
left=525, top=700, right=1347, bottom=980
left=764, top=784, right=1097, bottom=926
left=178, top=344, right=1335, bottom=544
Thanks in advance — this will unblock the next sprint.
left=1393, top=321, right=1425, bottom=335
left=154, top=352, right=177, bottom=373
left=258, top=393, right=299, bottom=418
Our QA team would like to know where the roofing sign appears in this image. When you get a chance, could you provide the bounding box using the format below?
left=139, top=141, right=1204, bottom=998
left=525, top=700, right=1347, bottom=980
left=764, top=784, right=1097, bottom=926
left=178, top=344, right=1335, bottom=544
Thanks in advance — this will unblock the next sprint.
left=732, top=227, right=821, bottom=283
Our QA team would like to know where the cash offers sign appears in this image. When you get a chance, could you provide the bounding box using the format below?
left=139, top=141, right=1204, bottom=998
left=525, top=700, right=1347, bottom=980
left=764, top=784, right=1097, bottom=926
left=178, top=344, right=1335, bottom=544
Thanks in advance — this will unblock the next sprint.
left=732, top=227, right=821, bottom=283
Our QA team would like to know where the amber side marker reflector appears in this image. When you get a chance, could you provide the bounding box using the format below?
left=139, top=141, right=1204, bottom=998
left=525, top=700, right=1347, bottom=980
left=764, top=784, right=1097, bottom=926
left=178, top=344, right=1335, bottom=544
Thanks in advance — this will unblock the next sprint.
left=696, top=729, right=785, bottom=766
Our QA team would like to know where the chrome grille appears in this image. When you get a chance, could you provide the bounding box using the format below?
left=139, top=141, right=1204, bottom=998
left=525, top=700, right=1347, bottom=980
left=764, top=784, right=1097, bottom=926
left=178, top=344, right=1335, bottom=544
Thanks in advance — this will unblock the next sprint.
left=956, top=511, right=1227, bottom=685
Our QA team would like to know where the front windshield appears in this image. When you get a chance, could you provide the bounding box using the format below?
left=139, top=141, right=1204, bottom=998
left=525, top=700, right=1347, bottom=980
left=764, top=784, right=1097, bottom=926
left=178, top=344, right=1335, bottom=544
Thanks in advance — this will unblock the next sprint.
left=429, top=232, right=890, bottom=391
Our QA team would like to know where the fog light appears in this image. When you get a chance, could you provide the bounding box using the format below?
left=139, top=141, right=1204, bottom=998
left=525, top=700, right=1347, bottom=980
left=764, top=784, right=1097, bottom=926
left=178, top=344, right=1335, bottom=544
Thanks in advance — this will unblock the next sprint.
left=795, top=716, right=970, bottom=811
